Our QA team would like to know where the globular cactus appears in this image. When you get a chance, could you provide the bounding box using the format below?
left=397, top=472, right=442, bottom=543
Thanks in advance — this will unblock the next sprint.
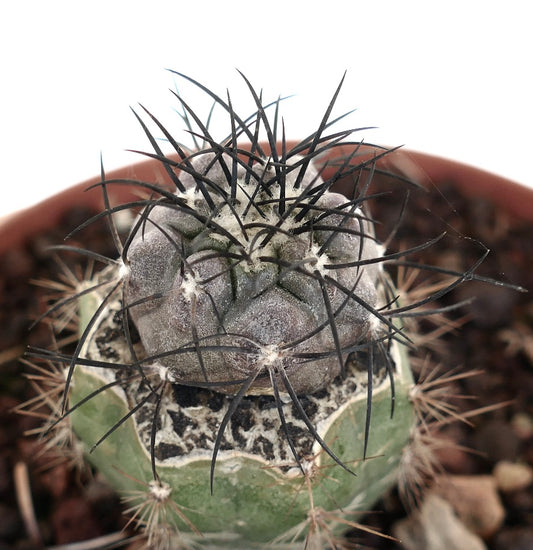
left=126, top=148, right=384, bottom=398
left=27, top=72, right=496, bottom=549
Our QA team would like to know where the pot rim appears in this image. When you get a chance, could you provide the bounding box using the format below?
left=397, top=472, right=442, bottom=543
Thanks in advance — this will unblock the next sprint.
left=1, top=145, right=531, bottom=255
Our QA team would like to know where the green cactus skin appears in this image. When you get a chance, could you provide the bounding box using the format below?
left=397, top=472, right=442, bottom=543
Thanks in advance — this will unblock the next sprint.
left=71, top=280, right=413, bottom=548
left=28, top=72, right=497, bottom=548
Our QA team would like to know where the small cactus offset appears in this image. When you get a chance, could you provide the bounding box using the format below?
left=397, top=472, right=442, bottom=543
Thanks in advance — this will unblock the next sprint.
left=27, top=72, right=498, bottom=548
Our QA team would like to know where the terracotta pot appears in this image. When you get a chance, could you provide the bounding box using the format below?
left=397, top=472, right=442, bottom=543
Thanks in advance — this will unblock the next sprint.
left=0, top=158, right=177, bottom=256
left=380, top=148, right=533, bottom=222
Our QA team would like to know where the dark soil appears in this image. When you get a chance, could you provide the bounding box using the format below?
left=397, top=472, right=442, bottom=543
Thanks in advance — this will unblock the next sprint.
left=0, top=173, right=532, bottom=549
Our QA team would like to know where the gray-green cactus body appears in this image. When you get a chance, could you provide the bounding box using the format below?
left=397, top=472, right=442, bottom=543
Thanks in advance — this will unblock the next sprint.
left=30, top=73, right=507, bottom=548
left=49, top=74, right=431, bottom=548
left=71, top=280, right=413, bottom=547
left=64, top=143, right=417, bottom=546
left=125, top=152, right=383, bottom=397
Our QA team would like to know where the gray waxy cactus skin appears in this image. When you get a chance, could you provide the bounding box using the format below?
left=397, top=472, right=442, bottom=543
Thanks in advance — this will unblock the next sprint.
left=125, top=152, right=384, bottom=396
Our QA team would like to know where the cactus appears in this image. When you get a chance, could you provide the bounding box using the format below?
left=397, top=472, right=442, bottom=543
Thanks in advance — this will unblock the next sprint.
left=26, top=72, right=498, bottom=548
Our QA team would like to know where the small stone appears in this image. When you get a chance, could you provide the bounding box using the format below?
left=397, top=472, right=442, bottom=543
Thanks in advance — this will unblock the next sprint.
left=493, top=460, right=533, bottom=492
left=393, top=493, right=486, bottom=550
left=511, top=413, right=533, bottom=440
left=432, top=475, right=505, bottom=539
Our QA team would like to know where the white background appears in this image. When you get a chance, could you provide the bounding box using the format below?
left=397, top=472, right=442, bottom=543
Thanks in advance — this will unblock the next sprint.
left=1, top=1, right=531, bottom=217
